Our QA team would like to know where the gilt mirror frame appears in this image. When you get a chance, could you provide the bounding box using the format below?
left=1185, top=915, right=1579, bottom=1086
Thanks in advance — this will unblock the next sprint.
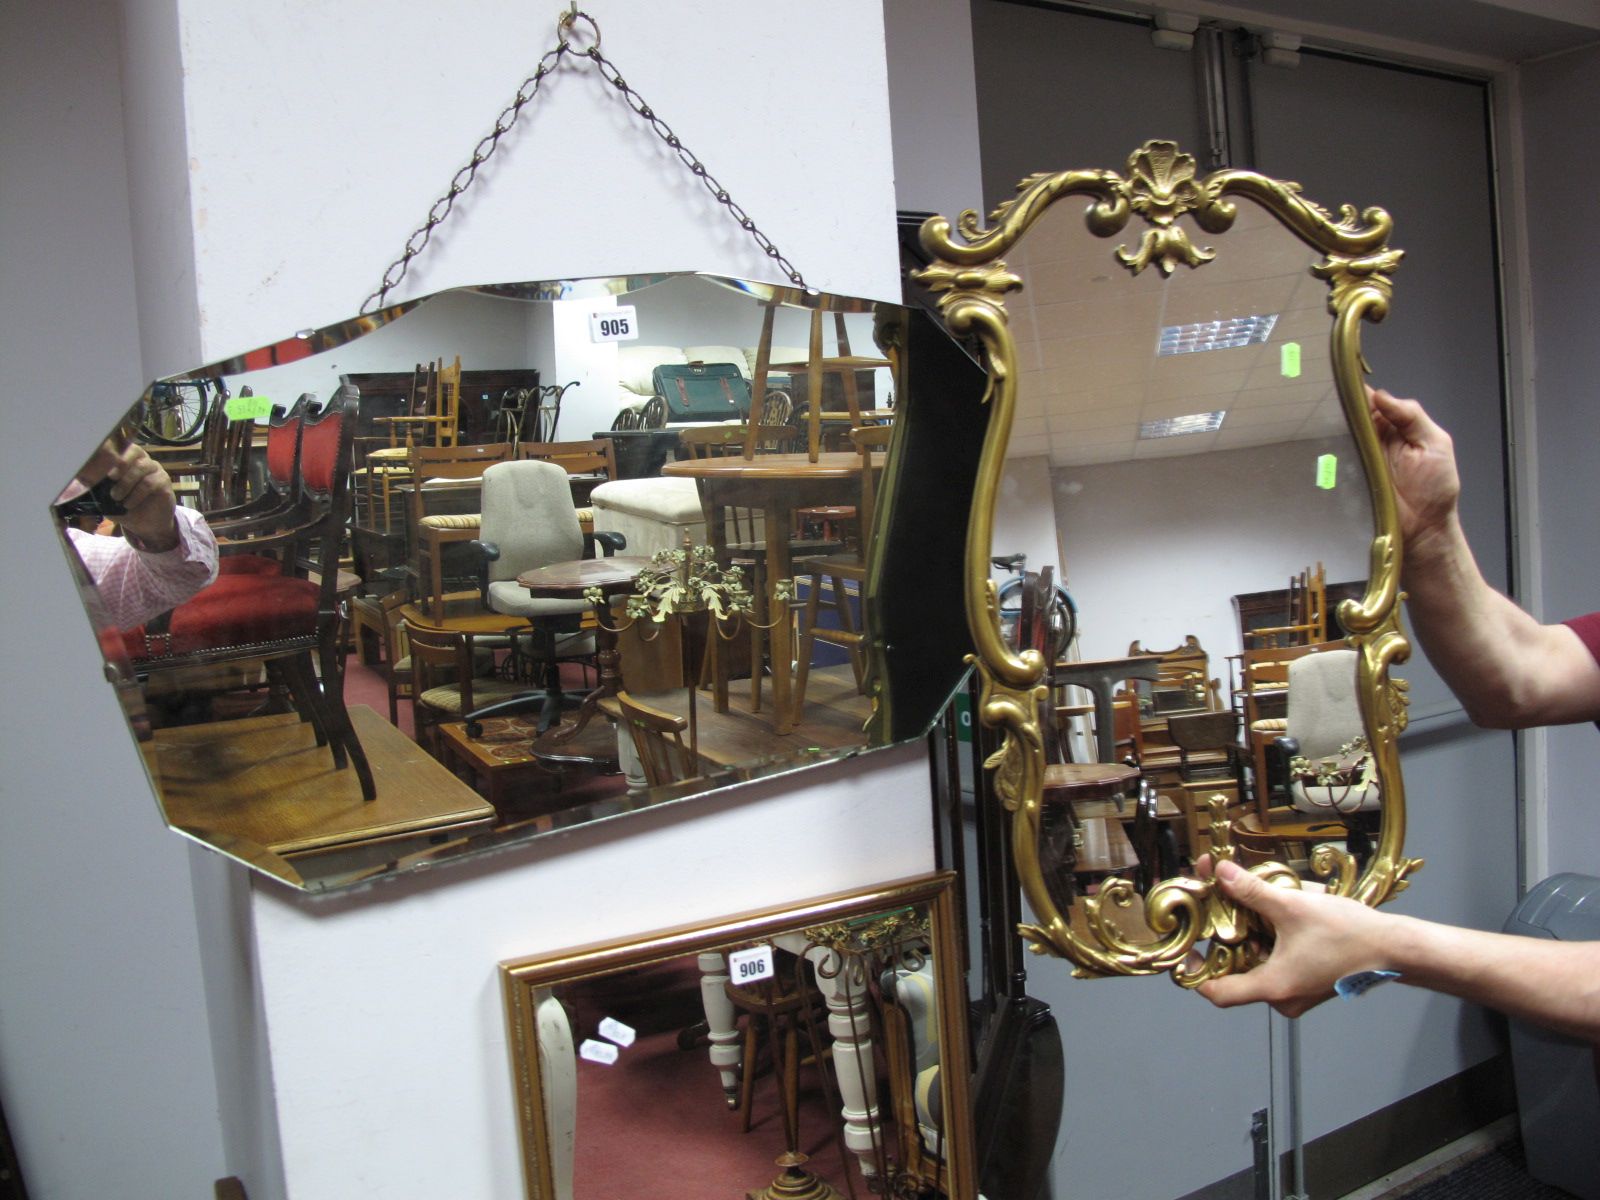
left=499, top=870, right=977, bottom=1199
left=915, top=141, right=1423, bottom=983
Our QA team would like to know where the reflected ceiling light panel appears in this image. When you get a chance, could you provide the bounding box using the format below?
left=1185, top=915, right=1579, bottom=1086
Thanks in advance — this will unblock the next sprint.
left=1158, top=313, right=1278, bottom=356
left=1139, top=410, right=1225, bottom=439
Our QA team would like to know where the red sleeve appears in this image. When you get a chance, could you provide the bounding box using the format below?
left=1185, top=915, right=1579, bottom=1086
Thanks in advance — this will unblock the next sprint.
left=1563, top=612, right=1600, bottom=666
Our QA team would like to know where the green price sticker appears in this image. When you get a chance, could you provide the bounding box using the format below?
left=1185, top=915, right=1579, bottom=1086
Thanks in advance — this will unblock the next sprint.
left=1316, top=453, right=1338, bottom=489
left=1281, top=342, right=1302, bottom=379
left=224, top=394, right=274, bottom=421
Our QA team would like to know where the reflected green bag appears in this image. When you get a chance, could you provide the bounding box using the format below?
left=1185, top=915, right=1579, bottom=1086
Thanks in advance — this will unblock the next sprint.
left=652, top=361, right=750, bottom=421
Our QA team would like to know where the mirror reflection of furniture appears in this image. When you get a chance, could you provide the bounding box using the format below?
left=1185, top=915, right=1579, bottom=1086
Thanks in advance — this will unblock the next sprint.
left=347, top=589, right=413, bottom=725
left=462, top=460, right=617, bottom=734
left=404, top=621, right=526, bottom=759
left=1260, top=646, right=1381, bottom=865
left=373, top=354, right=462, bottom=449
left=1050, top=653, right=1162, bottom=767
left=615, top=689, right=697, bottom=788
left=407, top=441, right=515, bottom=621
left=920, top=140, right=1417, bottom=973
left=1165, top=710, right=1244, bottom=860
left=1241, top=640, right=1345, bottom=816
left=722, top=948, right=828, bottom=1143
left=661, top=446, right=873, bottom=734
left=792, top=425, right=893, bottom=723
left=166, top=384, right=253, bottom=512
left=516, top=437, right=618, bottom=507
left=74, top=276, right=990, bottom=893
left=202, top=395, right=307, bottom=534
left=771, top=309, right=890, bottom=461
left=500, top=874, right=976, bottom=1200
left=1244, top=562, right=1329, bottom=649
left=122, top=388, right=375, bottom=799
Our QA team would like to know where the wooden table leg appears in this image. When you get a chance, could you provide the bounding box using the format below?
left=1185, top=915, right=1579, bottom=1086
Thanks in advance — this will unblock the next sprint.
left=549, top=603, right=623, bottom=743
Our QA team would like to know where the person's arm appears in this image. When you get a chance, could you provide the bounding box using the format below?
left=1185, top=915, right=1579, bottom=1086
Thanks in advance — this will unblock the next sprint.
left=63, top=442, right=219, bottom=627
left=1370, top=387, right=1600, bottom=727
left=1197, top=860, right=1600, bottom=1042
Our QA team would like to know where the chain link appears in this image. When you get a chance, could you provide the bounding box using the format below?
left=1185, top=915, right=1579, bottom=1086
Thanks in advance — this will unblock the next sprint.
left=362, top=9, right=805, bottom=314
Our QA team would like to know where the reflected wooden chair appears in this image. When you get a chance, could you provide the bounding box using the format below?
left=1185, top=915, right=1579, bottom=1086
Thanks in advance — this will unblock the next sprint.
left=769, top=308, right=889, bottom=460
left=790, top=425, right=892, bottom=722
left=615, top=690, right=698, bottom=787
left=121, top=388, right=375, bottom=798
left=202, top=394, right=309, bottom=537
left=515, top=437, right=617, bottom=507
left=406, top=442, right=515, bottom=621
left=348, top=589, right=413, bottom=725
left=404, top=621, right=527, bottom=758
left=167, top=384, right=254, bottom=512
left=1244, top=562, right=1328, bottom=650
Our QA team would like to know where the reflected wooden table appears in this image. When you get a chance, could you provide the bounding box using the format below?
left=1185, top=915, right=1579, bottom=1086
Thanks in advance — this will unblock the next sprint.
left=661, top=452, right=875, bottom=735
left=517, top=556, right=653, bottom=741
left=436, top=715, right=620, bottom=808
left=146, top=705, right=495, bottom=884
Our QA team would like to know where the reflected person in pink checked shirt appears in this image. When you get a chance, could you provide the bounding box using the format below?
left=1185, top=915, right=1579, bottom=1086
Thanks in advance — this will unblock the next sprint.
left=58, top=437, right=218, bottom=629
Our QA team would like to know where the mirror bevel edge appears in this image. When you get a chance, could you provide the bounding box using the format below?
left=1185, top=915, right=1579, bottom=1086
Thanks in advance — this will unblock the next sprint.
left=913, top=140, right=1423, bottom=985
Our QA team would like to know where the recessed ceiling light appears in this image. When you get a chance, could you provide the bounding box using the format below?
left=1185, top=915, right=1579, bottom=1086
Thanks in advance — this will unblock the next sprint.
left=1139, top=410, right=1226, bottom=439
left=1158, top=313, right=1279, bottom=356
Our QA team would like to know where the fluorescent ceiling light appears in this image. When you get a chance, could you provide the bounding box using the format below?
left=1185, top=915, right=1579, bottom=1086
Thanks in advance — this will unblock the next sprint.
left=1140, top=411, right=1225, bottom=439
left=1158, top=313, right=1279, bottom=356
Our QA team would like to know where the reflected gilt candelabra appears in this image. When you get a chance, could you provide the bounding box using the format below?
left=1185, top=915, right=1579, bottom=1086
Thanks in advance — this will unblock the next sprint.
left=587, top=535, right=792, bottom=759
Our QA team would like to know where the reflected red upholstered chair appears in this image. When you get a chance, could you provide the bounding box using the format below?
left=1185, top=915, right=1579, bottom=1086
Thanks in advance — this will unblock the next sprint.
left=123, top=388, right=375, bottom=799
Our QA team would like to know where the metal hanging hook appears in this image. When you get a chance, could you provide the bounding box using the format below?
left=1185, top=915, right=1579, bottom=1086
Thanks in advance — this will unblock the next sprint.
left=556, top=6, right=600, bottom=53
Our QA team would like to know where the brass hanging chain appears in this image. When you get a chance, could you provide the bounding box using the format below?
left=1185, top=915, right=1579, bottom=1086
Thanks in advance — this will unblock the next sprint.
left=362, top=8, right=806, bottom=314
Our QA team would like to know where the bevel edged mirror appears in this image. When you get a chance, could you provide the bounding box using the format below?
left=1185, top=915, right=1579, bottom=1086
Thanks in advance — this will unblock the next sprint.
left=499, top=870, right=976, bottom=1200
left=56, top=270, right=988, bottom=893
left=917, top=141, right=1422, bottom=983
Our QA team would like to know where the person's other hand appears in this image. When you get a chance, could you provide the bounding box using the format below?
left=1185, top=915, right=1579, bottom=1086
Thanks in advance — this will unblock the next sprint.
left=1196, top=859, right=1390, bottom=1018
left=1367, top=386, right=1461, bottom=552
left=78, top=440, right=181, bottom=552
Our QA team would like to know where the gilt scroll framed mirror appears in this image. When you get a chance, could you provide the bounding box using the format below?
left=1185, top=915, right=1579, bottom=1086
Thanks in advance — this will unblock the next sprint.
left=55, top=272, right=988, bottom=893
left=917, top=141, right=1421, bottom=982
left=500, top=870, right=976, bottom=1200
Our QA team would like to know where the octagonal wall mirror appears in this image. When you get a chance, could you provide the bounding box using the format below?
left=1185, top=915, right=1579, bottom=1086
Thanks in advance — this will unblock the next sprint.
left=500, top=871, right=976, bottom=1199
left=56, top=272, right=988, bottom=892
left=917, top=141, right=1420, bottom=983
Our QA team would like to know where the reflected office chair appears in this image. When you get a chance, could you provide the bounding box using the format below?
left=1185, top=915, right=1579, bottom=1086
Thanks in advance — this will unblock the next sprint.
left=461, top=459, right=624, bottom=733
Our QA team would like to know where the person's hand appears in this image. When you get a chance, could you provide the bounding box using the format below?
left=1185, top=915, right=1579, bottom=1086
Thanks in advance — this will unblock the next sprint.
left=1196, top=859, right=1392, bottom=1018
left=77, top=440, right=181, bottom=552
left=1367, top=386, right=1461, bottom=553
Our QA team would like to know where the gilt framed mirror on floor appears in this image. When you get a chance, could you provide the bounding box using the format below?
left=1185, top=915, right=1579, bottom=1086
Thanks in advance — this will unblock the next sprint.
left=499, top=871, right=976, bottom=1200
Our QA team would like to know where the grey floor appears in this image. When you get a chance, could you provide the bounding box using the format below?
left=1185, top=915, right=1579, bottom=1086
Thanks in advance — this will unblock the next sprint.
left=1339, top=1119, right=1577, bottom=1200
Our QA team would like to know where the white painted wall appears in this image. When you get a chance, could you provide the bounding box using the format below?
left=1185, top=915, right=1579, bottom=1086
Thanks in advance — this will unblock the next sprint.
left=884, top=0, right=985, bottom=220
left=229, top=290, right=546, bottom=410
left=0, top=2, right=230, bottom=1197
left=1055, top=434, right=1376, bottom=663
